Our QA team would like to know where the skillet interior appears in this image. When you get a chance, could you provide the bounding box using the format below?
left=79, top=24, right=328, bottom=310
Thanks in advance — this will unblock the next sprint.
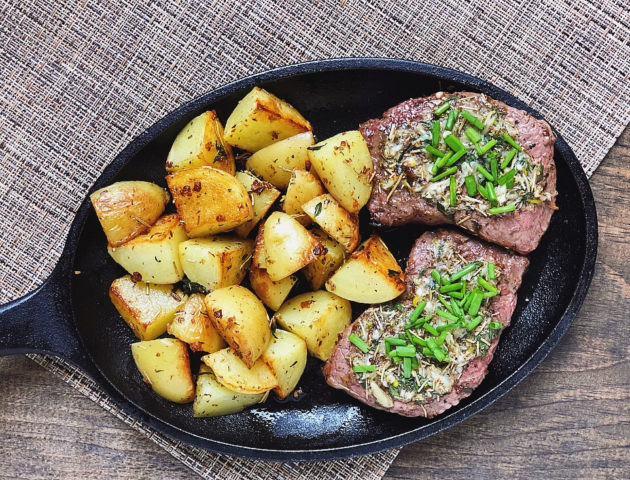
left=69, top=62, right=594, bottom=459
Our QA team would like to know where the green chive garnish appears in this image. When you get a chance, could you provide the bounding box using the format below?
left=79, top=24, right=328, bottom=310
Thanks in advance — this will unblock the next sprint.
left=422, top=347, right=435, bottom=358
left=426, top=338, right=446, bottom=361
left=440, top=282, right=463, bottom=293
left=478, top=276, right=498, bottom=294
left=438, top=296, right=454, bottom=313
left=501, top=148, right=517, bottom=169
left=403, top=357, right=411, bottom=378
left=489, top=204, right=516, bottom=215
left=448, top=291, right=463, bottom=299
left=445, top=109, right=459, bottom=130
left=459, top=291, right=471, bottom=307
left=445, top=134, right=466, bottom=153
left=450, top=175, right=457, bottom=206
left=475, top=139, right=497, bottom=156
left=435, top=331, right=449, bottom=346
left=491, top=157, right=498, bottom=181
left=483, top=291, right=497, bottom=298
left=450, top=262, right=478, bottom=282
left=409, top=301, right=427, bottom=323
left=465, top=175, right=477, bottom=196
left=461, top=110, right=484, bottom=129
left=431, top=166, right=457, bottom=182
left=423, top=323, right=439, bottom=336
left=477, top=165, right=494, bottom=182
left=437, top=322, right=460, bottom=333
left=506, top=177, right=515, bottom=189
left=432, top=121, right=441, bottom=147
left=450, top=298, right=463, bottom=318
left=390, top=346, right=416, bottom=357
left=488, top=263, right=495, bottom=279
left=385, top=337, right=407, bottom=347
left=409, top=332, right=427, bottom=347
left=435, top=102, right=450, bottom=115
left=488, top=321, right=502, bottom=330
left=477, top=183, right=489, bottom=200
left=463, top=291, right=474, bottom=310
left=431, top=269, right=442, bottom=285
left=468, top=291, right=483, bottom=316
left=486, top=181, right=498, bottom=205
left=466, top=316, right=483, bottom=331
left=426, top=145, right=445, bottom=157
left=502, top=133, right=522, bottom=151
left=353, top=364, right=376, bottom=373
left=465, top=127, right=482, bottom=144
left=411, top=357, right=419, bottom=370
left=498, top=168, right=517, bottom=186
left=445, top=148, right=467, bottom=167
left=435, top=151, right=453, bottom=169
left=349, top=333, right=369, bottom=353
left=437, top=309, right=459, bottom=322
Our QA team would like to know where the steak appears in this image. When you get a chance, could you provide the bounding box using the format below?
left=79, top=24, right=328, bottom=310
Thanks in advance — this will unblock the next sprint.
left=361, top=92, right=557, bottom=254
left=323, top=229, right=529, bottom=417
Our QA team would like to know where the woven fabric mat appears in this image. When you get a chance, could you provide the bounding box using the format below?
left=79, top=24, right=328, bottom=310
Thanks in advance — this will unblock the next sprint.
left=1, top=0, right=630, bottom=478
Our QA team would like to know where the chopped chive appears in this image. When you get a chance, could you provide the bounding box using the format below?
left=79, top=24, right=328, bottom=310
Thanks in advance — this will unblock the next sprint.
left=477, top=182, right=489, bottom=200
left=488, top=263, right=495, bottom=279
left=450, top=175, right=457, bottom=206
left=445, top=147, right=467, bottom=167
left=440, top=282, right=463, bottom=293
left=403, top=357, right=412, bottom=378
left=392, top=356, right=402, bottom=364
left=448, top=291, right=463, bottom=299
left=489, top=204, right=516, bottom=215
left=385, top=341, right=391, bottom=355
left=502, top=133, right=522, bottom=151
left=431, top=166, right=457, bottom=182
left=353, top=364, right=376, bottom=373
left=409, top=333, right=427, bottom=347
left=501, top=148, right=517, bottom=169
left=426, top=145, right=445, bottom=157
left=390, top=346, right=416, bottom=357
left=348, top=333, right=369, bottom=353
left=491, top=157, right=498, bottom=181
left=427, top=338, right=446, bottom=361
left=445, top=134, right=466, bottom=152
left=463, top=291, right=474, bottom=310
left=475, top=139, right=497, bottom=156
left=450, top=263, right=478, bottom=282
left=461, top=110, right=484, bottom=129
left=466, top=316, right=483, bottom=331
left=435, top=331, right=449, bottom=346
left=468, top=291, right=483, bottom=316
left=459, top=291, right=471, bottom=307
left=478, top=276, right=498, bottom=294
left=483, top=291, right=497, bottom=298
left=411, top=356, right=419, bottom=370
left=465, top=127, right=482, bottom=144
left=488, top=321, right=503, bottom=330
left=437, top=309, right=459, bottom=322
left=431, top=269, right=442, bottom=285
left=423, top=323, right=439, bottom=336
left=422, top=347, right=435, bottom=358
left=435, top=151, right=453, bottom=169
left=437, top=322, right=460, bottom=333
left=445, top=109, right=459, bottom=130
left=385, top=337, right=407, bottom=346
left=465, top=175, right=477, bottom=196
left=450, top=297, right=463, bottom=318
left=461, top=280, right=466, bottom=294
left=477, top=165, right=494, bottom=182
left=506, top=177, right=515, bottom=189
left=432, top=121, right=441, bottom=147
left=431, top=161, right=440, bottom=175
left=486, top=182, right=498, bottom=206
left=438, top=296, right=454, bottom=313
left=498, top=168, right=517, bottom=186
left=409, top=300, right=427, bottom=323
left=435, top=102, right=450, bottom=115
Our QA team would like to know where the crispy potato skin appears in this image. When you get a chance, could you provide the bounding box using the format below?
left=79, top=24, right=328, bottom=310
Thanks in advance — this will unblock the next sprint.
left=302, top=194, right=360, bottom=252
left=90, top=181, right=169, bottom=247
left=302, top=228, right=347, bottom=290
left=202, top=347, right=278, bottom=394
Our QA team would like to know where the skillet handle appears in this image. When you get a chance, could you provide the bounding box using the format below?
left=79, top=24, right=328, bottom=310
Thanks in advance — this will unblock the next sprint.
left=0, top=261, right=87, bottom=366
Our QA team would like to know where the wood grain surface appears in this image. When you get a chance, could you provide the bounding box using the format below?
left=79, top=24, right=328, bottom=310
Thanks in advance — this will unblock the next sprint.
left=1, top=127, right=628, bottom=479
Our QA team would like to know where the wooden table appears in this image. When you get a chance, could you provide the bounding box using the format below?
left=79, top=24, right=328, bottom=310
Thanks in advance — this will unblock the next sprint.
left=1, top=127, right=628, bottom=480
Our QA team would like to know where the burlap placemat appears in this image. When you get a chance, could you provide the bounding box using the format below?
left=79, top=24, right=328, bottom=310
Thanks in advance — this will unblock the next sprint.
left=1, top=0, right=629, bottom=478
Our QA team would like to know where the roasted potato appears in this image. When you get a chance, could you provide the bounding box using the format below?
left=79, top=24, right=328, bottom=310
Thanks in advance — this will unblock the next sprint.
left=301, top=194, right=359, bottom=253
left=202, top=348, right=278, bottom=394
left=165, top=110, right=235, bottom=175
left=249, top=224, right=297, bottom=311
left=325, top=235, right=405, bottom=303
left=108, top=214, right=188, bottom=284
left=262, top=212, right=322, bottom=282
left=109, top=275, right=186, bottom=341
left=307, top=131, right=373, bottom=213
left=261, top=329, right=307, bottom=399
left=178, top=236, right=253, bottom=291
left=204, top=285, right=271, bottom=368
left=273, top=291, right=351, bottom=361
left=167, top=294, right=226, bottom=353
left=193, top=365, right=264, bottom=417
left=224, top=87, right=312, bottom=152
left=90, top=181, right=169, bottom=247
left=302, top=228, right=346, bottom=290
left=245, top=132, right=315, bottom=189
left=166, top=166, right=253, bottom=237
left=131, top=338, right=195, bottom=403
left=282, top=169, right=325, bottom=225
left=234, top=171, right=281, bottom=238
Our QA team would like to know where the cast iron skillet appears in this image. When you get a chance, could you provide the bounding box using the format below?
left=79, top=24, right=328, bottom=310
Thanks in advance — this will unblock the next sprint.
left=0, top=58, right=597, bottom=461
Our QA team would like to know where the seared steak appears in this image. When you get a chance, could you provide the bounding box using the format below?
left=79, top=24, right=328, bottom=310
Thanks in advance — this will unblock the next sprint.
left=361, top=92, right=557, bottom=254
left=323, top=229, right=529, bottom=417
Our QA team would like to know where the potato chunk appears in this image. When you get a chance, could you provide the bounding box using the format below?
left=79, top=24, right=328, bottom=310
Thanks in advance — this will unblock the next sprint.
left=178, top=236, right=253, bottom=291
left=166, top=167, right=253, bottom=237
left=249, top=224, right=297, bottom=311
left=302, top=194, right=360, bottom=253
left=325, top=235, right=405, bottom=303
left=202, top=348, right=278, bottom=394
left=262, top=212, right=323, bottom=282
left=261, top=329, right=307, bottom=399
left=302, top=228, right=346, bottom=290
left=233, top=171, right=281, bottom=238
left=282, top=169, right=325, bottom=225
left=204, top=285, right=271, bottom=368
left=90, top=181, right=169, bottom=247
left=224, top=87, right=312, bottom=152
left=108, top=214, right=188, bottom=284
left=166, top=110, right=235, bottom=175
left=273, top=291, right=351, bottom=361
left=167, top=294, right=226, bottom=353
left=307, top=131, right=373, bottom=213
left=245, top=132, right=315, bottom=189
left=109, top=275, right=186, bottom=341
left=193, top=365, right=264, bottom=417
left=131, top=338, right=195, bottom=403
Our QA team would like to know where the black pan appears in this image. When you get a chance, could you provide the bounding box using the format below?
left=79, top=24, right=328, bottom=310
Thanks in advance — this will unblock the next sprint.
left=0, top=59, right=597, bottom=461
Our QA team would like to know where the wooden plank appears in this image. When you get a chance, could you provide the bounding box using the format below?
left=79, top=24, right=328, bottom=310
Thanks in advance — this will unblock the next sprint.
left=1, top=126, right=628, bottom=479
